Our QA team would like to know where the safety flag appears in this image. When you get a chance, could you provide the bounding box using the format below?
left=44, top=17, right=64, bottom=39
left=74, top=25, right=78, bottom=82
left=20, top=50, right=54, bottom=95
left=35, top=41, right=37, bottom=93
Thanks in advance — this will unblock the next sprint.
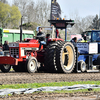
left=51, top=0, right=61, bottom=20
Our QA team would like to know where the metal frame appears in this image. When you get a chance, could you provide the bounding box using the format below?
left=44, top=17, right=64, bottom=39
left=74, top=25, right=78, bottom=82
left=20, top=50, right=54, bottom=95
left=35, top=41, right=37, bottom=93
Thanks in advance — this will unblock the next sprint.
left=37, top=26, right=55, bottom=38
left=48, top=20, right=75, bottom=41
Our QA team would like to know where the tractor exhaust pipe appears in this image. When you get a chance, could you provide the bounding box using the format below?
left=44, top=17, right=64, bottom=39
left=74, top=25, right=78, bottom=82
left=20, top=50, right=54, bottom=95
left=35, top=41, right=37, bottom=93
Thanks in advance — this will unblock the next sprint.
left=20, top=16, right=23, bottom=42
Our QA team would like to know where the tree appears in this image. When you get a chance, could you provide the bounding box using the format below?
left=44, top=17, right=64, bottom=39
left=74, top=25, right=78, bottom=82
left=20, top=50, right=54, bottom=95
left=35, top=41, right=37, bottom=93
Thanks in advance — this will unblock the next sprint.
left=13, top=0, right=28, bottom=18
left=0, top=2, right=10, bottom=28
left=0, top=2, right=21, bottom=28
left=26, top=1, right=35, bottom=23
left=91, top=14, right=100, bottom=29
left=22, top=22, right=41, bottom=30
left=13, top=0, right=50, bottom=26
left=65, top=11, right=94, bottom=34
left=0, top=0, right=8, bottom=4
left=9, top=5, right=21, bottom=28
left=34, top=0, right=50, bottom=26
left=70, top=15, right=94, bottom=34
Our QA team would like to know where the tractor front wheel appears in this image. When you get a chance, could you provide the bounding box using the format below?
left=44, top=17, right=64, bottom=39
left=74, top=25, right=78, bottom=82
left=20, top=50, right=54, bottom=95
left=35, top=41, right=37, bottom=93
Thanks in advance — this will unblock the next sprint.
left=26, top=57, right=37, bottom=73
left=0, top=64, right=11, bottom=73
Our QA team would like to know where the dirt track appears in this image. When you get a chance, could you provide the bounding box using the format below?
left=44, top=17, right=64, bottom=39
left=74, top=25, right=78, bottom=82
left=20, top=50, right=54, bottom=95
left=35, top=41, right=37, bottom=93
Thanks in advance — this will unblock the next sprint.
left=1, top=92, right=100, bottom=100
left=0, top=71, right=100, bottom=85
left=1, top=71, right=100, bottom=100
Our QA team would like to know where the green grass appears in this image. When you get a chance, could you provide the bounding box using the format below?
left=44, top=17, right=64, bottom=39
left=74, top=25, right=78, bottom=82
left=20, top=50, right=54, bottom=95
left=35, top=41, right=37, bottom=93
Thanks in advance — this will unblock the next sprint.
left=1, top=81, right=100, bottom=90
left=43, top=88, right=100, bottom=94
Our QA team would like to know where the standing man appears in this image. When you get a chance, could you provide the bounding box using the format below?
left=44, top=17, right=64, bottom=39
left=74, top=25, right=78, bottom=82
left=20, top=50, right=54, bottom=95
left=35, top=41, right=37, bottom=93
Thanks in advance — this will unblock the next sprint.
left=56, top=29, right=61, bottom=38
left=0, top=43, right=4, bottom=55
left=71, top=37, right=80, bottom=56
left=3, top=41, right=9, bottom=51
left=70, top=37, right=77, bottom=47
left=36, top=27, right=46, bottom=50
left=3, top=41, right=9, bottom=56
left=81, top=36, right=87, bottom=42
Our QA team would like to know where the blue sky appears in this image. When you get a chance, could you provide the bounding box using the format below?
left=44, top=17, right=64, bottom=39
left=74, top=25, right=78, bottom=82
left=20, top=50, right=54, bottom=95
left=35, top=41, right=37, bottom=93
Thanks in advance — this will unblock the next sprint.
left=8, top=0, right=100, bottom=19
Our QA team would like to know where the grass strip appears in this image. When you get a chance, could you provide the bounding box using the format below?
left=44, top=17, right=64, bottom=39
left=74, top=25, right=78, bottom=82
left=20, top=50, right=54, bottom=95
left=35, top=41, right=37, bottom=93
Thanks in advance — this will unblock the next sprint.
left=0, top=81, right=100, bottom=89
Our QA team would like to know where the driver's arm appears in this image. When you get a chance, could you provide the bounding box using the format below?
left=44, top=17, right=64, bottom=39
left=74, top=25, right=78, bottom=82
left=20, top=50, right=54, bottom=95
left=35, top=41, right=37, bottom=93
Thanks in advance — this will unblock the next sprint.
left=36, top=32, right=45, bottom=38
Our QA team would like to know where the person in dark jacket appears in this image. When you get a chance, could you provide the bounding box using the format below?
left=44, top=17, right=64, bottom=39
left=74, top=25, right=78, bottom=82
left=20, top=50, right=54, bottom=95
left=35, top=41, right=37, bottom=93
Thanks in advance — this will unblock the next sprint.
left=3, top=41, right=9, bottom=56
left=36, top=27, right=46, bottom=50
left=0, top=43, right=4, bottom=55
left=3, top=41, right=9, bottom=51
left=70, top=37, right=77, bottom=47
left=70, top=37, right=80, bottom=56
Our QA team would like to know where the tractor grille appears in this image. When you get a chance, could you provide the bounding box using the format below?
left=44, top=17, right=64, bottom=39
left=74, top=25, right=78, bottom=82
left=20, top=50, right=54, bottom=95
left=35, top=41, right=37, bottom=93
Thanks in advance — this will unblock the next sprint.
left=10, top=48, right=19, bottom=58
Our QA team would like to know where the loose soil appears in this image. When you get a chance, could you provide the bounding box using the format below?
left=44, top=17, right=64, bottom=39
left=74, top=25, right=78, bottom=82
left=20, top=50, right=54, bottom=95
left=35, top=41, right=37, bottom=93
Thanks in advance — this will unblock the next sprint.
left=0, top=92, right=100, bottom=100
left=0, top=71, right=100, bottom=85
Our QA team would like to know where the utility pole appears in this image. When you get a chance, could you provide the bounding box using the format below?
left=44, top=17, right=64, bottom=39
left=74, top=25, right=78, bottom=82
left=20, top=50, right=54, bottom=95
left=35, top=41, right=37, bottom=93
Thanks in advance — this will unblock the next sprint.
left=20, top=16, right=23, bottom=42
left=99, top=11, right=100, bottom=29
left=50, top=0, right=52, bottom=20
left=50, top=0, right=53, bottom=26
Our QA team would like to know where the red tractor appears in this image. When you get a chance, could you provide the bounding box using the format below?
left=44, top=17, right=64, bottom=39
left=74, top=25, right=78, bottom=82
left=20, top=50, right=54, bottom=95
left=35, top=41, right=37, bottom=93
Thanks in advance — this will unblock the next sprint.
left=0, top=20, right=76, bottom=73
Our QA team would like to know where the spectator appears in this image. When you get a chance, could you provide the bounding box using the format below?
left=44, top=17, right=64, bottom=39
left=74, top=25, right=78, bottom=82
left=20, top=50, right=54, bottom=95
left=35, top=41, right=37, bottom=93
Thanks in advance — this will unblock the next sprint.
left=71, top=37, right=80, bottom=56
left=81, top=36, right=88, bottom=42
left=36, top=27, right=46, bottom=50
left=0, top=43, right=4, bottom=55
left=70, top=37, right=77, bottom=47
left=56, top=29, right=61, bottom=38
left=3, top=41, right=9, bottom=56
left=3, top=41, right=9, bottom=51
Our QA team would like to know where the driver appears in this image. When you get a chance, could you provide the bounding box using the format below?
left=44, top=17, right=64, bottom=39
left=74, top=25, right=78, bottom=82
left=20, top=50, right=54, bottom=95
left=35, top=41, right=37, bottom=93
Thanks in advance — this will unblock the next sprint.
left=36, top=27, right=46, bottom=50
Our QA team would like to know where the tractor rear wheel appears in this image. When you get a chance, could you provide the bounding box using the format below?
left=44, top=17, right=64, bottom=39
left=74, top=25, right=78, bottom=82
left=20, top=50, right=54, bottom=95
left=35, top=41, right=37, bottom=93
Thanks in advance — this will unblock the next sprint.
left=26, top=57, right=37, bottom=73
left=56, top=42, right=76, bottom=73
left=0, top=64, right=11, bottom=73
left=44, top=42, right=57, bottom=72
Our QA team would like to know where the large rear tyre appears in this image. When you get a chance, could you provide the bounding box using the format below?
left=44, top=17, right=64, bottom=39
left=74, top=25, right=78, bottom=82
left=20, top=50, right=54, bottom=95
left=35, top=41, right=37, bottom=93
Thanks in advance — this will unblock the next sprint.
left=56, top=42, right=76, bottom=73
left=0, top=64, right=11, bottom=73
left=26, top=57, right=37, bottom=73
left=44, top=42, right=57, bottom=72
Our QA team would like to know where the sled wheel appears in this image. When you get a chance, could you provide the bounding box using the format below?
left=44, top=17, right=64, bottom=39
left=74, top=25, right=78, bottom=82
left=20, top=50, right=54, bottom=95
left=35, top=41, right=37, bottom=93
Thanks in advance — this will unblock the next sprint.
left=78, top=61, right=87, bottom=72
